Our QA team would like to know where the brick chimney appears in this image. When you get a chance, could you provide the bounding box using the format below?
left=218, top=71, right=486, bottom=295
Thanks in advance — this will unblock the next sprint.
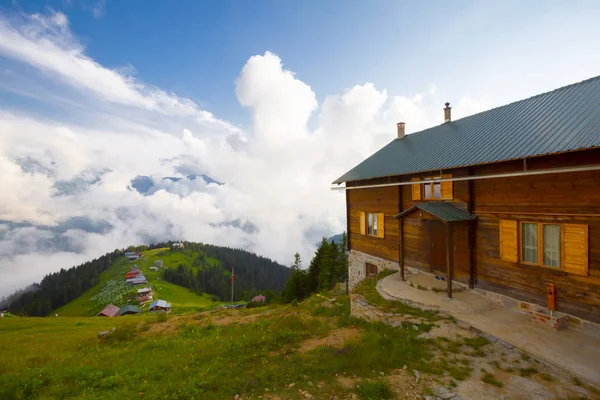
left=444, top=102, right=452, bottom=123
left=397, top=122, right=405, bottom=139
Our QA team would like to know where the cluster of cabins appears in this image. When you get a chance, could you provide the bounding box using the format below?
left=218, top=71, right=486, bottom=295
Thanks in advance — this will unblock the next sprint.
left=149, top=260, right=163, bottom=272
left=96, top=259, right=172, bottom=317
left=125, top=265, right=148, bottom=286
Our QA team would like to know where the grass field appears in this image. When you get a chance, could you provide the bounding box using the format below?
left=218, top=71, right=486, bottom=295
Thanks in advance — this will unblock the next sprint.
left=1, top=272, right=594, bottom=400
left=0, top=287, right=435, bottom=400
left=55, top=248, right=220, bottom=317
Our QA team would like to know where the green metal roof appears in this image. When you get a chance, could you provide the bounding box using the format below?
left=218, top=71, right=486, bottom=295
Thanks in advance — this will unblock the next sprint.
left=393, top=202, right=477, bottom=223
left=118, top=305, right=142, bottom=315
left=333, top=76, right=600, bottom=184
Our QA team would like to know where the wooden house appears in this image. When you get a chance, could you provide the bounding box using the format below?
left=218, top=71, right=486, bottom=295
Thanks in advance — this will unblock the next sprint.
left=333, top=77, right=600, bottom=332
left=118, top=305, right=142, bottom=316
left=96, top=304, right=120, bottom=317
left=149, top=300, right=171, bottom=313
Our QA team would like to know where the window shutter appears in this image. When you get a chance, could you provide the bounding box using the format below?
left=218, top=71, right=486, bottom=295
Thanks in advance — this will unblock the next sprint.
left=499, top=220, right=518, bottom=262
left=359, top=212, right=366, bottom=235
left=441, top=174, right=453, bottom=199
left=411, top=178, right=421, bottom=200
left=377, top=213, right=385, bottom=238
left=564, top=224, right=588, bottom=275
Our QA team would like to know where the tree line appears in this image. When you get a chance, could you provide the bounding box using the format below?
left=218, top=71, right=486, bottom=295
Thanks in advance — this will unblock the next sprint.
left=155, top=242, right=291, bottom=302
left=1, top=249, right=123, bottom=316
left=282, top=233, right=348, bottom=303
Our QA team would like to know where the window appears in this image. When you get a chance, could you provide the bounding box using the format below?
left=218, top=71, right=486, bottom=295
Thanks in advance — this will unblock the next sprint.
left=411, top=174, right=452, bottom=201
left=366, top=263, right=378, bottom=277
left=423, top=177, right=442, bottom=199
left=521, top=223, right=539, bottom=264
left=520, top=222, right=561, bottom=268
left=501, top=219, right=588, bottom=275
left=359, top=212, right=385, bottom=238
left=543, top=224, right=561, bottom=268
left=367, top=213, right=378, bottom=236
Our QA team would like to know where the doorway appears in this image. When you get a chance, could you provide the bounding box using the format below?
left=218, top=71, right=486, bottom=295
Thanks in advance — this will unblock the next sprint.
left=429, top=220, right=447, bottom=275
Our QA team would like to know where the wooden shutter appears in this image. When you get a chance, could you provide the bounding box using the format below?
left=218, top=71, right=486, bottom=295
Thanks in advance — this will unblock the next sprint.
left=377, top=213, right=385, bottom=238
left=499, top=220, right=518, bottom=262
left=564, top=224, right=588, bottom=275
left=411, top=178, right=421, bottom=200
left=359, top=212, right=366, bottom=235
left=441, top=174, right=453, bottom=200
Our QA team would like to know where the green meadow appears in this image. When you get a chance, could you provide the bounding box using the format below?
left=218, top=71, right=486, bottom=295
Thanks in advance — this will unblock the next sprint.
left=0, top=288, right=441, bottom=400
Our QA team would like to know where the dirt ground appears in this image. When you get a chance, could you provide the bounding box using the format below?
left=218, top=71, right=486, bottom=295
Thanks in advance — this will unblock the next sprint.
left=299, top=327, right=362, bottom=353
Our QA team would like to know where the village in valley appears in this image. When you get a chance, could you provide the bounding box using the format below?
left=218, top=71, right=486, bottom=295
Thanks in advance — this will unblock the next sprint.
left=95, top=256, right=171, bottom=318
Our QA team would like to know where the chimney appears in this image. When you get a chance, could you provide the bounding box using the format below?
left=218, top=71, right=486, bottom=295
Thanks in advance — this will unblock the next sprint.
left=444, top=102, right=452, bottom=123
left=397, top=122, right=406, bottom=139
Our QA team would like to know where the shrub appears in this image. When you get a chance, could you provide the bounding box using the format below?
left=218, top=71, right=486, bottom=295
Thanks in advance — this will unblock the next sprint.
left=355, top=381, right=393, bottom=400
left=156, top=313, right=168, bottom=323
left=245, top=301, right=266, bottom=309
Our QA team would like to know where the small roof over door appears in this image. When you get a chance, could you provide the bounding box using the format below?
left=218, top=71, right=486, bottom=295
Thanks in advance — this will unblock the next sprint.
left=393, top=202, right=476, bottom=223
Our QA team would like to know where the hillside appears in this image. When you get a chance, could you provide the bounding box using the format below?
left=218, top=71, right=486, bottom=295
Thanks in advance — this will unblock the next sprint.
left=4, top=242, right=291, bottom=317
left=55, top=248, right=219, bottom=316
left=1, top=275, right=595, bottom=400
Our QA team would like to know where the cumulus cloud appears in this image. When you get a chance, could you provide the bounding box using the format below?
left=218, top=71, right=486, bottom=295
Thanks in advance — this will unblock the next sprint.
left=0, top=10, right=493, bottom=296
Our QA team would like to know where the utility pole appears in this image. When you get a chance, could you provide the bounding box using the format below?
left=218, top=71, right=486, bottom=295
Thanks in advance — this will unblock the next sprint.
left=231, top=267, right=234, bottom=303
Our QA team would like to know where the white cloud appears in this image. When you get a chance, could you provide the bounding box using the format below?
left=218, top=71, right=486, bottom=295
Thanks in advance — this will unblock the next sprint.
left=0, top=10, right=236, bottom=126
left=1, top=8, right=594, bottom=297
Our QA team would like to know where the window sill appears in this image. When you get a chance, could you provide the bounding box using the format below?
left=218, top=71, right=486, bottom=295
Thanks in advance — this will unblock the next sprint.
left=516, top=262, right=567, bottom=275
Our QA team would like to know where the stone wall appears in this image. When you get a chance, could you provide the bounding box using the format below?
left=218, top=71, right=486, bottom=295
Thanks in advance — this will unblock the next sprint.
left=348, top=250, right=399, bottom=290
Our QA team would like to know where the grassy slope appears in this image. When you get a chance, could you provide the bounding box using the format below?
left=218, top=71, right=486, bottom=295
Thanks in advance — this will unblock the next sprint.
left=0, top=273, right=448, bottom=400
left=0, top=292, right=409, bottom=400
left=56, top=248, right=219, bottom=317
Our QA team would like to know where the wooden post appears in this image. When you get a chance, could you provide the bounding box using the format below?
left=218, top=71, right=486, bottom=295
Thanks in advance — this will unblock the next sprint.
left=399, top=185, right=405, bottom=281
left=446, top=223, right=454, bottom=299
left=467, top=171, right=476, bottom=289
left=468, top=221, right=476, bottom=289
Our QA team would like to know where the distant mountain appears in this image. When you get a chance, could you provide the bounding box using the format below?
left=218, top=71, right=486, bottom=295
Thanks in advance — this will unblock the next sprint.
left=131, top=174, right=222, bottom=196
left=315, top=233, right=345, bottom=247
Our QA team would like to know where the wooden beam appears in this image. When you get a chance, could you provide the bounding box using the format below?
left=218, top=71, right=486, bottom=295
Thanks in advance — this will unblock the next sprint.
left=345, top=189, right=351, bottom=250
left=446, top=223, right=454, bottom=299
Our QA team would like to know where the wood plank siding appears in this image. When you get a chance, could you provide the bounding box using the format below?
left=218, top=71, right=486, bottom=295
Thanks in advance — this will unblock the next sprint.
left=472, top=149, right=600, bottom=323
left=347, top=186, right=400, bottom=262
left=346, top=148, right=600, bottom=323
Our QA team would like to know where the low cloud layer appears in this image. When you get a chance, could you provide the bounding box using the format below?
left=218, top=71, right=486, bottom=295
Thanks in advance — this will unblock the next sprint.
left=0, top=8, right=596, bottom=297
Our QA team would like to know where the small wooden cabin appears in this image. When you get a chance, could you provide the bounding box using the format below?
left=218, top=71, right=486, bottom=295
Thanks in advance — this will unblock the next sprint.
left=149, top=300, right=171, bottom=313
left=334, top=76, right=600, bottom=332
left=96, top=304, right=120, bottom=317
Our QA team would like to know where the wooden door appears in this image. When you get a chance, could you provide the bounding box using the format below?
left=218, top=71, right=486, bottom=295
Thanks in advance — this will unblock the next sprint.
left=429, top=221, right=447, bottom=274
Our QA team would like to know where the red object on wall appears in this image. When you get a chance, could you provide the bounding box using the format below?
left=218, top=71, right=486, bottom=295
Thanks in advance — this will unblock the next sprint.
left=547, top=283, right=556, bottom=311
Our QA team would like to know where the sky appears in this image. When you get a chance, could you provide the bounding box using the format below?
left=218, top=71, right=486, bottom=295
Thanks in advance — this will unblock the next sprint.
left=1, top=0, right=600, bottom=297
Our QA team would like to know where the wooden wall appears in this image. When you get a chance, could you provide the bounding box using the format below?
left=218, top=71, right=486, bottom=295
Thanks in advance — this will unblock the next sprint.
left=472, top=149, right=600, bottom=323
left=347, top=186, right=400, bottom=262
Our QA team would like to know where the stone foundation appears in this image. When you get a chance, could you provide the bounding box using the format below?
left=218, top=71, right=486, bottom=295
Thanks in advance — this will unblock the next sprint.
left=348, top=250, right=399, bottom=290
left=473, top=284, right=600, bottom=338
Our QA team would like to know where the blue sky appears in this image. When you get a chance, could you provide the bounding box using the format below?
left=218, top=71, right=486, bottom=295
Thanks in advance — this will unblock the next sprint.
left=1, top=0, right=600, bottom=294
left=5, top=0, right=598, bottom=125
